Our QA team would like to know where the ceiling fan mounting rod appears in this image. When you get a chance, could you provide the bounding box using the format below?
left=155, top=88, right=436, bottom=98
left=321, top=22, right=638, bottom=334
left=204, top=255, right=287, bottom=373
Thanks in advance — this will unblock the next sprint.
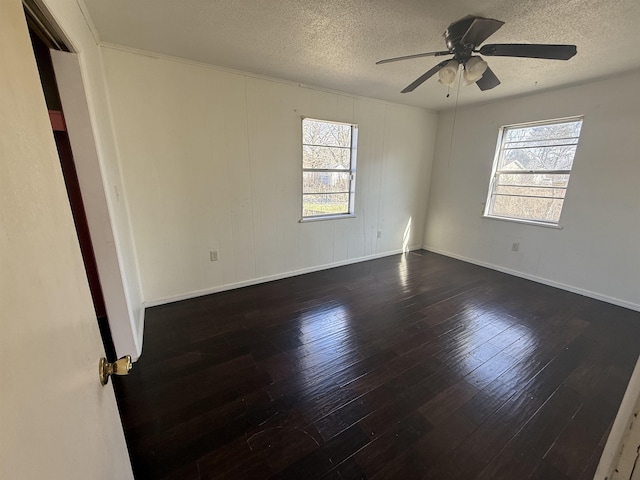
left=452, top=47, right=474, bottom=62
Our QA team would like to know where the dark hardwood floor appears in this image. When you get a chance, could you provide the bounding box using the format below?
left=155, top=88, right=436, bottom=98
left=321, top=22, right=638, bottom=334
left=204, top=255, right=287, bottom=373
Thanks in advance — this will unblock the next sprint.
left=114, top=250, right=640, bottom=480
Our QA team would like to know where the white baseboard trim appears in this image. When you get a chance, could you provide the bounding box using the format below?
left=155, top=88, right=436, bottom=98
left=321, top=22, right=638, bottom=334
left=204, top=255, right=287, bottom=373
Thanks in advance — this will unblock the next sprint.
left=144, top=246, right=421, bottom=308
left=423, top=245, right=640, bottom=312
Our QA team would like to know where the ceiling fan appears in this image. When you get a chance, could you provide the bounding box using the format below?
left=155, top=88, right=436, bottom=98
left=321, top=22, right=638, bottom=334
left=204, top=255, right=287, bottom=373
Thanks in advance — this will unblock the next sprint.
left=377, top=15, right=577, bottom=93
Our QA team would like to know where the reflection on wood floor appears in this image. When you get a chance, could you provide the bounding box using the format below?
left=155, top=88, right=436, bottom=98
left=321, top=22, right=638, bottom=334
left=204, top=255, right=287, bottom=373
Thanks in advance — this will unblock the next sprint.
left=114, top=250, right=640, bottom=480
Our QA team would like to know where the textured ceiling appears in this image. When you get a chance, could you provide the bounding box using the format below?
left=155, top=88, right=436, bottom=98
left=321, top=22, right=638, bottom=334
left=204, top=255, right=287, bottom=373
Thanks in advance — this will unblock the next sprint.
left=81, top=0, right=640, bottom=111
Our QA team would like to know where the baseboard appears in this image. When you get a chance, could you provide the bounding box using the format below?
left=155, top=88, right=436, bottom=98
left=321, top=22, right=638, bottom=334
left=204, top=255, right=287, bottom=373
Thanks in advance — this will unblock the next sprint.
left=423, top=245, right=640, bottom=312
left=144, top=246, right=422, bottom=308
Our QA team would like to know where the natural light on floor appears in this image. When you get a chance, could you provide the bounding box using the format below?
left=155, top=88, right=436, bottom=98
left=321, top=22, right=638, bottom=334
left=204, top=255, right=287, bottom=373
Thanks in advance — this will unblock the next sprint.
left=298, top=303, right=353, bottom=377
left=452, top=302, right=536, bottom=391
left=403, top=217, right=412, bottom=253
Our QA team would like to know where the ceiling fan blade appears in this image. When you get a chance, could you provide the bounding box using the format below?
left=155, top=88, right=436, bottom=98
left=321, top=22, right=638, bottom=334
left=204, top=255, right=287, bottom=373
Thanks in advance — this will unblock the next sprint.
left=401, top=60, right=450, bottom=93
left=460, top=17, right=505, bottom=47
left=479, top=44, right=577, bottom=60
left=476, top=66, right=500, bottom=91
left=376, top=51, right=451, bottom=65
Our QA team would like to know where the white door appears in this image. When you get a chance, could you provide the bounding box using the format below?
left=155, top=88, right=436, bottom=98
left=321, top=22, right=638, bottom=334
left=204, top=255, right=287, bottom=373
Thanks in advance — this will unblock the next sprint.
left=0, top=2, right=134, bottom=479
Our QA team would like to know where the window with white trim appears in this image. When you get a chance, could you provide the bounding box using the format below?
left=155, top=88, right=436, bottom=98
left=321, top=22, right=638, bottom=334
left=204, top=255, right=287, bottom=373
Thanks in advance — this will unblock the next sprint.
left=484, top=116, right=583, bottom=226
left=302, top=118, right=357, bottom=220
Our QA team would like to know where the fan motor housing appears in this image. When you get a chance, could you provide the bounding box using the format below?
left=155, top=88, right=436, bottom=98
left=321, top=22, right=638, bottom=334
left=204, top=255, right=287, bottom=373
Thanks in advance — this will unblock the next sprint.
left=444, top=15, right=477, bottom=51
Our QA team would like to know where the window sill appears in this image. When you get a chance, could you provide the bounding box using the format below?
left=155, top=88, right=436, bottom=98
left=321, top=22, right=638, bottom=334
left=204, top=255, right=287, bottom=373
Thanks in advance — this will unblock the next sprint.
left=482, top=215, right=564, bottom=230
left=300, top=214, right=356, bottom=223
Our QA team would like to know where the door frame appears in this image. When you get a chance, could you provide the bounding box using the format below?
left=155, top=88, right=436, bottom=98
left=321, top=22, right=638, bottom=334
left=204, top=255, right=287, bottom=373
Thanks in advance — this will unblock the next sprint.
left=595, top=357, right=640, bottom=479
left=25, top=0, right=143, bottom=359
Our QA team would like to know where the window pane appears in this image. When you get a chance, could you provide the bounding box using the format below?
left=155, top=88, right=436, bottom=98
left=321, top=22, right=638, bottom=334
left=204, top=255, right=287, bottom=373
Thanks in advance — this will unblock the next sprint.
left=492, top=195, right=565, bottom=223
left=303, top=145, right=351, bottom=170
left=301, top=118, right=356, bottom=219
left=504, top=137, right=579, bottom=148
left=504, top=120, right=582, bottom=144
left=303, top=119, right=351, bottom=147
left=303, top=171, right=351, bottom=194
left=303, top=193, right=350, bottom=217
left=499, top=145, right=578, bottom=171
left=500, top=145, right=576, bottom=170
left=494, top=173, right=569, bottom=198
left=486, top=117, right=582, bottom=225
left=500, top=120, right=582, bottom=171
left=494, top=185, right=566, bottom=199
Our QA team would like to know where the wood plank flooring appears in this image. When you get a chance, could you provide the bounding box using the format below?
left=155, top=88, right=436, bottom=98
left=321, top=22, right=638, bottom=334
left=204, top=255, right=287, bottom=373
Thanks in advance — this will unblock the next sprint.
left=114, top=251, right=640, bottom=480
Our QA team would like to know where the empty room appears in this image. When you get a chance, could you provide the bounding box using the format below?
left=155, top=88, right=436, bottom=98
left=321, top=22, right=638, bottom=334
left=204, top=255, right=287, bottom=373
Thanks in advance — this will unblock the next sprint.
left=2, top=1, right=640, bottom=480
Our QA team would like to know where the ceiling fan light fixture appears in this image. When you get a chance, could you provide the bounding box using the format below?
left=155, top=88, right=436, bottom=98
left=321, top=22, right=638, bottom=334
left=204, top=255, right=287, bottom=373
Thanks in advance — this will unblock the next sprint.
left=438, top=60, right=460, bottom=87
left=463, top=56, right=488, bottom=85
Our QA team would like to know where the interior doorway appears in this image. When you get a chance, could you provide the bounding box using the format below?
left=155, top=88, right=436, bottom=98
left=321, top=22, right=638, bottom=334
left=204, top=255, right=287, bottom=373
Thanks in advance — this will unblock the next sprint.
left=26, top=15, right=117, bottom=361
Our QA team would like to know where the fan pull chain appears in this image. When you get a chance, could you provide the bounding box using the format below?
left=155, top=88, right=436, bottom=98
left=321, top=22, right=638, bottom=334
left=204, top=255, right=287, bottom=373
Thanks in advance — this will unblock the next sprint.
left=446, top=71, right=463, bottom=167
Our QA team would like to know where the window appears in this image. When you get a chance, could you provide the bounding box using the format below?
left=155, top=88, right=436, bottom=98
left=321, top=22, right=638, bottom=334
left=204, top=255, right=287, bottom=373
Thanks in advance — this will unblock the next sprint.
left=302, top=118, right=357, bottom=220
left=484, top=116, right=583, bottom=226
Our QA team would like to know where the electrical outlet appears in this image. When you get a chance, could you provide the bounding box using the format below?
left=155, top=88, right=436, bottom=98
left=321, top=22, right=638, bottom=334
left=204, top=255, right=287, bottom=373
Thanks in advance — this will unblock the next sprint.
left=511, top=242, right=520, bottom=252
left=210, top=250, right=219, bottom=261
left=377, top=231, right=382, bottom=239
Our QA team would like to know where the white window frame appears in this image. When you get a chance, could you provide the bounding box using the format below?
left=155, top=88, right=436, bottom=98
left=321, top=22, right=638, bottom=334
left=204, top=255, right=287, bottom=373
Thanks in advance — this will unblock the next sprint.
left=300, top=117, right=358, bottom=222
left=483, top=116, right=583, bottom=228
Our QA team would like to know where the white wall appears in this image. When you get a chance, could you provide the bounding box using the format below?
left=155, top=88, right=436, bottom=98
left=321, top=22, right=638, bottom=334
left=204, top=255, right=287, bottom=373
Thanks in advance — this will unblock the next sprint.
left=40, top=0, right=144, bottom=356
left=424, top=70, right=640, bottom=310
left=101, top=47, right=437, bottom=304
